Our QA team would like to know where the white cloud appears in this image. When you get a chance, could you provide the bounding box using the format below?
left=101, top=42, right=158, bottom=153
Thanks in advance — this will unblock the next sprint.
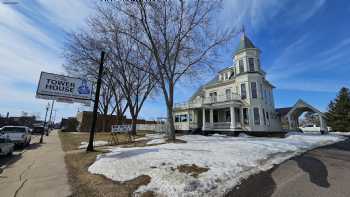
left=0, top=1, right=92, bottom=118
left=219, top=0, right=325, bottom=32
left=36, top=0, right=94, bottom=31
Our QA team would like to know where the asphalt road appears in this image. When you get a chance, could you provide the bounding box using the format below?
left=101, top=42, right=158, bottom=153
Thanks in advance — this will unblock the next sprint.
left=227, top=135, right=350, bottom=197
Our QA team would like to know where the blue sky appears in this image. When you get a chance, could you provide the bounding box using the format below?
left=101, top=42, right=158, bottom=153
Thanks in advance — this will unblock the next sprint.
left=0, top=0, right=349, bottom=121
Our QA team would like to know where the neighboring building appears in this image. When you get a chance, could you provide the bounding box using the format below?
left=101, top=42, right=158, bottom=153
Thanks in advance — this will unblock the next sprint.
left=173, top=33, right=282, bottom=134
left=0, top=115, right=37, bottom=128
left=76, top=111, right=157, bottom=132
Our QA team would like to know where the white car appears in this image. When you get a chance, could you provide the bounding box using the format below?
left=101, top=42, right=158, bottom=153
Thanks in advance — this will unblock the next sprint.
left=0, top=126, right=31, bottom=147
left=0, top=138, right=14, bottom=156
left=299, top=125, right=332, bottom=133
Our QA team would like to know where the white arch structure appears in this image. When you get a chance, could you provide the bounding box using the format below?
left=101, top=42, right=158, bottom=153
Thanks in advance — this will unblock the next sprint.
left=284, top=99, right=328, bottom=134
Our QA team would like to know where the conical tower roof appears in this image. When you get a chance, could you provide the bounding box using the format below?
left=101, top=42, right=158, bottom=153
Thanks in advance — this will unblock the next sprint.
left=235, top=33, right=257, bottom=54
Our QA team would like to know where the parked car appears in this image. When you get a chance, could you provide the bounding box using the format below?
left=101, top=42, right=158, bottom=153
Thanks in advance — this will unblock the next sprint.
left=0, top=138, right=14, bottom=156
left=31, top=126, right=45, bottom=135
left=0, top=126, right=31, bottom=147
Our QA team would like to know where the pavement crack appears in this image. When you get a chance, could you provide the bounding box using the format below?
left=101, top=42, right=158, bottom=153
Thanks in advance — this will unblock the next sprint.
left=13, top=179, right=28, bottom=197
left=19, top=161, right=35, bottom=182
left=13, top=161, right=35, bottom=197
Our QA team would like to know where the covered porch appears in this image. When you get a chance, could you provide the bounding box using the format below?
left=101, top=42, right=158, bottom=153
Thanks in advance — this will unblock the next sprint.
left=198, top=104, right=246, bottom=131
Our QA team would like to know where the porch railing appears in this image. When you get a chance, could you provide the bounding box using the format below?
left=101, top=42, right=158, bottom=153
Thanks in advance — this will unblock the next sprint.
left=203, top=93, right=241, bottom=104
left=204, top=122, right=231, bottom=129
left=174, top=93, right=241, bottom=109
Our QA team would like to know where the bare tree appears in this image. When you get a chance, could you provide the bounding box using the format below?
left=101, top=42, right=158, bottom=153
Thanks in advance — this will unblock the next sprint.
left=101, top=0, right=236, bottom=140
left=92, top=15, right=155, bottom=136
left=64, top=4, right=155, bottom=135
left=64, top=26, right=124, bottom=132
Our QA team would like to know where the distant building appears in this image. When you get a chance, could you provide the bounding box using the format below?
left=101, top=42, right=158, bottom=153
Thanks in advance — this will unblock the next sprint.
left=0, top=115, right=37, bottom=128
left=76, top=111, right=157, bottom=132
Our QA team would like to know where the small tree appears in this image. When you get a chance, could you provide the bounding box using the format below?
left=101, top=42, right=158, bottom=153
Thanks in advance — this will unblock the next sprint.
left=326, top=87, right=350, bottom=132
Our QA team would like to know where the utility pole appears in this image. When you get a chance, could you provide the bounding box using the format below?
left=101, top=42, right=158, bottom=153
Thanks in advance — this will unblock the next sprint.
left=40, top=102, right=50, bottom=143
left=48, top=100, right=55, bottom=129
left=87, top=51, right=105, bottom=152
left=53, top=110, right=57, bottom=127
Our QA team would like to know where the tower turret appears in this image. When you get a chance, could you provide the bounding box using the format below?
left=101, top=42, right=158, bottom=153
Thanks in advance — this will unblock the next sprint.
left=234, top=33, right=262, bottom=75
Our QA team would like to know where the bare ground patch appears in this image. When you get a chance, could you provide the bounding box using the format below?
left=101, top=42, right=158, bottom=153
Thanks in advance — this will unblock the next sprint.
left=64, top=150, right=152, bottom=197
left=59, top=131, right=147, bottom=152
left=58, top=131, right=155, bottom=197
left=177, top=164, right=209, bottom=178
left=166, top=138, right=187, bottom=144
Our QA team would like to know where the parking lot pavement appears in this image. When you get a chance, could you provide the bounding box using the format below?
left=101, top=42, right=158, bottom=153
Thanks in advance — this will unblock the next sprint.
left=228, top=136, right=350, bottom=197
left=0, top=130, right=71, bottom=197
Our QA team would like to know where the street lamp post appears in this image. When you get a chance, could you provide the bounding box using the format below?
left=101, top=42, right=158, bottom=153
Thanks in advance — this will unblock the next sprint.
left=40, top=102, right=50, bottom=143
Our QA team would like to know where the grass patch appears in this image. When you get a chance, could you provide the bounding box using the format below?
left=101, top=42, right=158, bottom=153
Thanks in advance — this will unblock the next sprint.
left=177, top=164, right=209, bottom=178
left=58, top=131, right=187, bottom=196
left=58, top=131, right=156, bottom=197
left=58, top=131, right=147, bottom=152
left=64, top=150, right=152, bottom=197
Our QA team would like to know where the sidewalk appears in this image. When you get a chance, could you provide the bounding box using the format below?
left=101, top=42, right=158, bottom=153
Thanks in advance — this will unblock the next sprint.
left=0, top=130, right=71, bottom=197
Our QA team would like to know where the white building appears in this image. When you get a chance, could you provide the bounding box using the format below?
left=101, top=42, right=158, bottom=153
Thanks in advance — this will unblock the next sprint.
left=173, top=33, right=282, bottom=134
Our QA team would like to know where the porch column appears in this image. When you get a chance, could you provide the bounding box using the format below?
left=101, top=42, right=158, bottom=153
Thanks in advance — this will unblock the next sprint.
left=287, top=115, right=292, bottom=130
left=319, top=115, right=327, bottom=134
left=230, top=106, right=236, bottom=129
left=202, top=108, right=206, bottom=130
left=210, top=109, right=214, bottom=127
left=240, top=107, right=244, bottom=126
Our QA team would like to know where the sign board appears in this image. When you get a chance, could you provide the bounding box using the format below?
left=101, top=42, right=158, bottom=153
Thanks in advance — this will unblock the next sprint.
left=36, top=72, right=93, bottom=105
left=111, top=125, right=131, bottom=133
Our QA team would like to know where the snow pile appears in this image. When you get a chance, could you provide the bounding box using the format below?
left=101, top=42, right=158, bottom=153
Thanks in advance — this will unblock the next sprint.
left=88, top=133, right=344, bottom=196
left=134, top=133, right=165, bottom=142
left=146, top=138, right=167, bottom=145
left=211, top=133, right=227, bottom=137
left=79, top=141, right=109, bottom=149
left=331, top=132, right=350, bottom=136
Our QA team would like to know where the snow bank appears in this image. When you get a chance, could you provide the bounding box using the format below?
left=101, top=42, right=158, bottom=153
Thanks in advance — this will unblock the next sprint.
left=211, top=133, right=227, bottom=137
left=330, top=132, right=350, bottom=136
left=146, top=138, right=166, bottom=145
left=88, top=133, right=344, bottom=196
left=135, top=133, right=166, bottom=142
left=79, top=141, right=109, bottom=149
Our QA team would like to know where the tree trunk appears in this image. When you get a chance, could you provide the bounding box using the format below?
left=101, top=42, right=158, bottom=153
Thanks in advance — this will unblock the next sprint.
left=102, top=108, right=108, bottom=132
left=131, top=116, right=137, bottom=136
left=166, top=82, right=176, bottom=141
left=167, top=106, right=176, bottom=141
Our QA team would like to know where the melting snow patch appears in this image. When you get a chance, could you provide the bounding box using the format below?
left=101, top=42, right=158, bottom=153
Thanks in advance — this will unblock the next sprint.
left=88, top=133, right=345, bottom=196
left=79, top=141, right=109, bottom=149
left=330, top=132, right=350, bottom=136
left=146, top=138, right=166, bottom=145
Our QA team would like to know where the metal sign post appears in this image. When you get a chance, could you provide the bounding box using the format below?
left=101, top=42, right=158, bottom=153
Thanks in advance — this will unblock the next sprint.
left=86, top=51, right=106, bottom=152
